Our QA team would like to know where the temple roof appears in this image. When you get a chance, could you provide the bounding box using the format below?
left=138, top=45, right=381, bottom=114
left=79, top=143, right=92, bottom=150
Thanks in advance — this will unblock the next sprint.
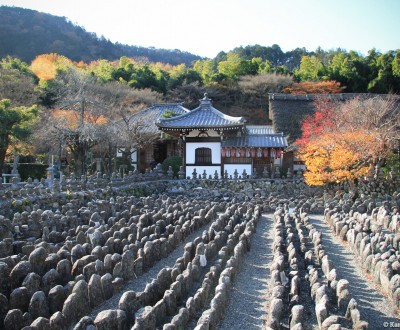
left=245, top=125, right=275, bottom=135
left=156, top=93, right=246, bottom=131
left=223, top=132, right=288, bottom=148
left=124, top=103, right=189, bottom=134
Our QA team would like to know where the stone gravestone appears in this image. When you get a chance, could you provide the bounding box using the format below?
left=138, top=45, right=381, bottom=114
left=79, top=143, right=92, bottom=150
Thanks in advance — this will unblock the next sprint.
left=11, top=155, right=19, bottom=176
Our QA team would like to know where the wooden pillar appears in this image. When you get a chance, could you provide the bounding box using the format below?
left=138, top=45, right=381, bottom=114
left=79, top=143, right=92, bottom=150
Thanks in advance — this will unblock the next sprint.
left=181, top=131, right=186, bottom=172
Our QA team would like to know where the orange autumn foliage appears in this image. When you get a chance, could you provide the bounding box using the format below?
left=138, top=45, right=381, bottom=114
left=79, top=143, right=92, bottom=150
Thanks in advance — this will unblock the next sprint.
left=5, top=140, right=35, bottom=158
left=299, top=130, right=378, bottom=186
left=283, top=81, right=343, bottom=94
left=52, top=109, right=107, bottom=128
left=294, top=95, right=398, bottom=186
left=31, top=53, right=72, bottom=81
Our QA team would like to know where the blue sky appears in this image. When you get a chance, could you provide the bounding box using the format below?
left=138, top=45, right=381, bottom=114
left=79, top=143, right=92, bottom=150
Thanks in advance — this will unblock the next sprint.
left=1, top=0, right=399, bottom=58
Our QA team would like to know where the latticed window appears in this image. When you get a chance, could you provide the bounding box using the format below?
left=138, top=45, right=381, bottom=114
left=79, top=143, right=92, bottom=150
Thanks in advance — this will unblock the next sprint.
left=195, top=147, right=212, bottom=165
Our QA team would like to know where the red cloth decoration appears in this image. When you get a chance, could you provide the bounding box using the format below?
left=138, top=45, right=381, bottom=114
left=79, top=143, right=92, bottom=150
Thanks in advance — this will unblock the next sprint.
left=275, top=148, right=279, bottom=158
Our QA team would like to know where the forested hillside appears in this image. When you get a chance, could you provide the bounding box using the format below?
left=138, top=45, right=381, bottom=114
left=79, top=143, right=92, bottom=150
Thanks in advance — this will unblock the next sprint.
left=0, top=6, right=202, bottom=65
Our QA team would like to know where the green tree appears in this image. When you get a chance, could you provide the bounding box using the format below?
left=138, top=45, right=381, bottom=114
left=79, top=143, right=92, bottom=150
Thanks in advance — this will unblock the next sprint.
left=217, top=52, right=243, bottom=80
left=1, top=55, right=32, bottom=75
left=168, top=64, right=202, bottom=89
left=89, top=59, right=116, bottom=82
left=129, top=65, right=161, bottom=92
left=255, top=58, right=273, bottom=74
left=113, top=61, right=136, bottom=83
left=295, top=55, right=324, bottom=81
left=368, top=51, right=400, bottom=93
left=393, top=50, right=400, bottom=78
left=0, top=66, right=38, bottom=106
left=0, top=99, right=39, bottom=175
left=326, top=51, right=368, bottom=92
left=193, top=59, right=215, bottom=85
left=238, top=59, right=259, bottom=76
left=392, top=50, right=400, bottom=78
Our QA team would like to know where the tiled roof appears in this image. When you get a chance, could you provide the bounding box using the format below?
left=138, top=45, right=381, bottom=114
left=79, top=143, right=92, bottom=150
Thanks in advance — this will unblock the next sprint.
left=245, top=125, right=275, bottom=135
left=122, top=103, right=190, bottom=134
left=156, top=93, right=245, bottom=130
left=222, top=133, right=288, bottom=148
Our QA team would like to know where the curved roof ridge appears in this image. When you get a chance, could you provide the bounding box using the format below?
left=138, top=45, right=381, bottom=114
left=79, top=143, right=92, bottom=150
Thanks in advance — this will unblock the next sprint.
left=156, top=93, right=245, bottom=128
left=194, top=92, right=245, bottom=122
left=151, top=102, right=186, bottom=107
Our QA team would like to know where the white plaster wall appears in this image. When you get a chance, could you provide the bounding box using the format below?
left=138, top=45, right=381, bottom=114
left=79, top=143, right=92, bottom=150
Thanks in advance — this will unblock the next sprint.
left=186, top=166, right=221, bottom=179
left=187, top=130, right=220, bottom=137
left=186, top=142, right=221, bottom=164
left=224, top=164, right=252, bottom=178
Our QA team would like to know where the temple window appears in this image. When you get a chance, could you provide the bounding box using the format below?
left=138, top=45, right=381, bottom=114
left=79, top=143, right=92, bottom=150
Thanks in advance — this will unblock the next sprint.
left=195, top=147, right=212, bottom=165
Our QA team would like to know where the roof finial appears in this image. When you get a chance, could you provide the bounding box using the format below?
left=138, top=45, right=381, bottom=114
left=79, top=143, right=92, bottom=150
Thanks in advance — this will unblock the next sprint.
left=200, top=92, right=211, bottom=105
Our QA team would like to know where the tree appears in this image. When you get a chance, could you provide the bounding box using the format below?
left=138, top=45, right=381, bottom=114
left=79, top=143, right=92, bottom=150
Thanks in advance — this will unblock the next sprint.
left=1, top=55, right=32, bottom=75
left=300, top=131, right=375, bottom=186
left=239, top=73, right=293, bottom=110
left=217, top=52, right=243, bottom=80
left=295, top=56, right=324, bottom=81
left=295, top=97, right=338, bottom=149
left=0, top=67, right=38, bottom=106
left=0, top=99, right=39, bottom=176
left=368, top=51, right=400, bottom=93
left=105, top=83, right=163, bottom=171
left=89, top=59, right=116, bottom=82
left=393, top=50, right=400, bottom=78
left=129, top=65, right=160, bottom=91
left=338, top=96, right=400, bottom=161
left=296, top=95, right=400, bottom=186
left=165, top=82, right=205, bottom=109
left=282, top=81, right=343, bottom=94
left=193, top=59, right=215, bottom=85
left=31, top=53, right=72, bottom=81
left=40, top=66, right=114, bottom=177
left=1, top=56, right=37, bottom=105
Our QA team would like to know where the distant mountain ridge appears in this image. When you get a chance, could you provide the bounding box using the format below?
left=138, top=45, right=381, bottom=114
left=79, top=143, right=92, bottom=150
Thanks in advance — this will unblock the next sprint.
left=0, top=6, right=203, bottom=65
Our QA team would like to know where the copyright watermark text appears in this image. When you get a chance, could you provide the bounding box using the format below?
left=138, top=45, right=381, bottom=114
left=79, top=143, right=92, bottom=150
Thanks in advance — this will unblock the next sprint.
left=383, top=322, right=400, bottom=328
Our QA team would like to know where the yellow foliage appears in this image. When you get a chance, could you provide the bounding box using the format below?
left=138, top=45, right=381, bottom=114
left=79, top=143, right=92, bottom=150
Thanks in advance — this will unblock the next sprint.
left=31, top=53, right=72, bottom=81
left=299, top=130, right=379, bottom=186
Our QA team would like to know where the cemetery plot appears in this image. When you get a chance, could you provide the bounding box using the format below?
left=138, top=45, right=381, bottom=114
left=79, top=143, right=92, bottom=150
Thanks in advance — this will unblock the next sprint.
left=0, top=175, right=398, bottom=329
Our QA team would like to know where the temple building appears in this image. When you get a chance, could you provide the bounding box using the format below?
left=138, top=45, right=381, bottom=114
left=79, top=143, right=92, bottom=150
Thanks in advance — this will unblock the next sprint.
left=115, top=102, right=189, bottom=171
left=156, top=93, right=288, bottom=178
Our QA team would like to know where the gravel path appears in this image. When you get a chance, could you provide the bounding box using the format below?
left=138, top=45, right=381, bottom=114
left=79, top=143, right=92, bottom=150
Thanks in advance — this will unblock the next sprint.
left=74, top=220, right=213, bottom=326
left=308, top=215, right=400, bottom=329
left=218, top=214, right=273, bottom=330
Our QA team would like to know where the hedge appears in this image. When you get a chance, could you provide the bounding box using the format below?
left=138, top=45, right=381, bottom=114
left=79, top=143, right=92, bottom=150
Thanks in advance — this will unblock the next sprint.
left=3, top=163, right=48, bottom=182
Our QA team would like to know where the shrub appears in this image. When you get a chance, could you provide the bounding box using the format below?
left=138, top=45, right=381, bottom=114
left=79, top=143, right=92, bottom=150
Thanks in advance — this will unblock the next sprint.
left=162, top=156, right=183, bottom=177
left=3, top=163, right=48, bottom=181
